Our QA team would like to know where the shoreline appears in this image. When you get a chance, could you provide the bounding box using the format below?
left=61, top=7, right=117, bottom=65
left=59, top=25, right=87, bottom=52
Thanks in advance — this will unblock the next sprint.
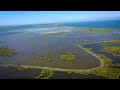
left=0, top=44, right=103, bottom=72
left=76, top=45, right=103, bottom=68
left=79, top=39, right=120, bottom=45
left=1, top=42, right=119, bottom=79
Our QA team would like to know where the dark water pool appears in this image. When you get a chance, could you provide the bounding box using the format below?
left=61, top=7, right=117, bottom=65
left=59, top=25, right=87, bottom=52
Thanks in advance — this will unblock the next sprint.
left=0, top=66, right=41, bottom=79
left=50, top=72, right=105, bottom=79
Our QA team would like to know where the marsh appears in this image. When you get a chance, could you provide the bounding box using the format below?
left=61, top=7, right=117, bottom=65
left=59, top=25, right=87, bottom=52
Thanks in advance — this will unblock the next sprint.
left=0, top=19, right=120, bottom=79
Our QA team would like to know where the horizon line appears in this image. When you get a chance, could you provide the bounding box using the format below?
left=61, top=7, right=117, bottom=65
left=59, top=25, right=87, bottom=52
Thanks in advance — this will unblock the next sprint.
left=0, top=19, right=119, bottom=27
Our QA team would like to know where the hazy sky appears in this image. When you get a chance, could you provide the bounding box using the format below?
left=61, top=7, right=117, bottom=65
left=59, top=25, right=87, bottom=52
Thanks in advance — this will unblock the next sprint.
left=0, top=11, right=120, bottom=25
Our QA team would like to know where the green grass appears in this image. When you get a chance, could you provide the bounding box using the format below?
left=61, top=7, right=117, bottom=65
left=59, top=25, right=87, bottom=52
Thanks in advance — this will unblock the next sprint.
left=34, top=56, right=51, bottom=61
left=60, top=51, right=76, bottom=61
left=0, top=47, right=16, bottom=57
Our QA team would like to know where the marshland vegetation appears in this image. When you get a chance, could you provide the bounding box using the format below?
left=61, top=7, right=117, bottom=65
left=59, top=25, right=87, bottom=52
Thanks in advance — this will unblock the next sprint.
left=60, top=51, right=76, bottom=61
left=0, top=47, right=16, bottom=57
left=85, top=29, right=112, bottom=34
left=33, top=56, right=51, bottom=61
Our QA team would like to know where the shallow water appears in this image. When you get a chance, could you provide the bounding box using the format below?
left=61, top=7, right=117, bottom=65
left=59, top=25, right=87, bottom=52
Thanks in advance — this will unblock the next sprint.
left=0, top=66, right=105, bottom=79
left=83, top=43, right=120, bottom=64
left=0, top=66, right=41, bottom=79
left=50, top=72, right=105, bottom=79
left=0, top=30, right=100, bottom=69
left=0, top=23, right=120, bottom=79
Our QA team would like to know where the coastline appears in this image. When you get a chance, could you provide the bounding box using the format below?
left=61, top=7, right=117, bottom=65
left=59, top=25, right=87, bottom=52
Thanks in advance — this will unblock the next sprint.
left=0, top=42, right=120, bottom=79
left=0, top=44, right=103, bottom=72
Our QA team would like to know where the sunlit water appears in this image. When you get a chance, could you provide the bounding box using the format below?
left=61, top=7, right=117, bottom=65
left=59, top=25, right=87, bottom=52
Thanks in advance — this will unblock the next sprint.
left=0, top=23, right=120, bottom=79
left=0, top=25, right=106, bottom=69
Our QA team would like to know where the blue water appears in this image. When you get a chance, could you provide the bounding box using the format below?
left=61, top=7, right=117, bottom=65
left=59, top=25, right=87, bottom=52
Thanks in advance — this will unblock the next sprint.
left=62, top=20, right=120, bottom=28
left=0, top=20, right=120, bottom=79
left=0, top=19, right=120, bottom=37
left=1, top=20, right=120, bottom=30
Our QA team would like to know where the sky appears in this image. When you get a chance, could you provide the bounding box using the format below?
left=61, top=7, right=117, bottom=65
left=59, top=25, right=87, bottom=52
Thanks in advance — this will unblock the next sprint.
left=0, top=11, right=120, bottom=26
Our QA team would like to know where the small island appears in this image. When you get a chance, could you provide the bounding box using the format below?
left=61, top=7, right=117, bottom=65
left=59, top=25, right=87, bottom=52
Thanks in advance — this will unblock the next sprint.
left=34, top=56, right=51, bottom=61
left=0, top=47, right=16, bottom=57
left=85, top=29, right=112, bottom=34
left=60, top=51, right=76, bottom=61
